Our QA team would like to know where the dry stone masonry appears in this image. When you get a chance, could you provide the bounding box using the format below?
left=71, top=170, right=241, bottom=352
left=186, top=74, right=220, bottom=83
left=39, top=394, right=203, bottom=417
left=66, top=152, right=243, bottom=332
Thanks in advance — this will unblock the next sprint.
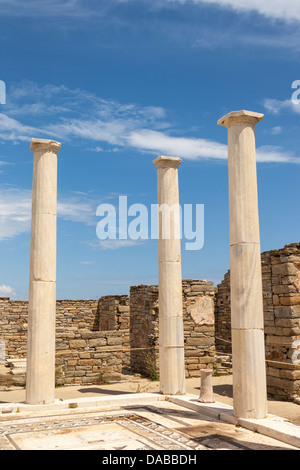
left=0, top=243, right=299, bottom=403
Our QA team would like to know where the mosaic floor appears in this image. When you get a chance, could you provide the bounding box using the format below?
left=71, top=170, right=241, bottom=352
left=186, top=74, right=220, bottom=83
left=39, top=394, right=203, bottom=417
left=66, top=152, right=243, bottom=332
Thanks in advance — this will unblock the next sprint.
left=0, top=401, right=297, bottom=451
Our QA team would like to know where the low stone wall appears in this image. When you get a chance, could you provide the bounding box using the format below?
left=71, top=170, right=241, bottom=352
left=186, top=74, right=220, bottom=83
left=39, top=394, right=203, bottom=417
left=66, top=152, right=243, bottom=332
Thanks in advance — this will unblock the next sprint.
left=0, top=298, right=28, bottom=359
left=0, top=299, right=100, bottom=360
left=0, top=298, right=130, bottom=385
left=215, top=243, right=300, bottom=402
left=55, top=330, right=130, bottom=385
left=129, top=280, right=216, bottom=379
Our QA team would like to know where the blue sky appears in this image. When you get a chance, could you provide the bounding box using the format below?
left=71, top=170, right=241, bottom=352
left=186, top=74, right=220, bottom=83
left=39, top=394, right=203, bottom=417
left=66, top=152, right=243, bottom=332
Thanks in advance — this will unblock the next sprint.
left=0, top=0, right=299, bottom=300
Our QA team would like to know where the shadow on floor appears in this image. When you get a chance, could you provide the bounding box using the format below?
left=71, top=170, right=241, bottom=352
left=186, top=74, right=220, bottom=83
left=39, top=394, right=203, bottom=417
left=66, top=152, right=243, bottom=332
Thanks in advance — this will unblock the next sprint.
left=213, top=384, right=233, bottom=399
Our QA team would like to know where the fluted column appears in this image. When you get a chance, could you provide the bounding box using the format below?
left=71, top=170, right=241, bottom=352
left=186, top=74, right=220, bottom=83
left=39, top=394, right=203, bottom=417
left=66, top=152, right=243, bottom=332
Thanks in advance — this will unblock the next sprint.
left=26, top=138, right=61, bottom=405
left=153, top=156, right=186, bottom=395
left=218, top=111, right=267, bottom=419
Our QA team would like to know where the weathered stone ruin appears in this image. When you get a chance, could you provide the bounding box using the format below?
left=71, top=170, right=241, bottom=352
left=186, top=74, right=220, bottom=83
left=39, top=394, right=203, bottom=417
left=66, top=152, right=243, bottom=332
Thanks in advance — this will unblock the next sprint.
left=0, top=242, right=299, bottom=403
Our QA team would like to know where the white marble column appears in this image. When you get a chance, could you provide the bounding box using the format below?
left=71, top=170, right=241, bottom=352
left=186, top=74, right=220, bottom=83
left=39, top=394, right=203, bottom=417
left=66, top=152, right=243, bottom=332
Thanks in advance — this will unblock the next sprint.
left=218, top=111, right=267, bottom=419
left=26, top=138, right=61, bottom=405
left=153, top=156, right=186, bottom=395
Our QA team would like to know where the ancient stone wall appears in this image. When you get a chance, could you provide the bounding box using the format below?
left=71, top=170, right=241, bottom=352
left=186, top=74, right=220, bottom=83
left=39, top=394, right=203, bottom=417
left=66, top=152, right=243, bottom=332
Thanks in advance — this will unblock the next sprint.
left=0, top=298, right=100, bottom=360
left=1, top=243, right=299, bottom=402
left=129, top=285, right=159, bottom=378
left=0, top=298, right=129, bottom=385
left=0, top=298, right=28, bottom=359
left=215, top=243, right=300, bottom=402
left=55, top=330, right=130, bottom=385
left=98, top=295, right=130, bottom=331
left=183, top=280, right=216, bottom=377
left=129, top=280, right=216, bottom=379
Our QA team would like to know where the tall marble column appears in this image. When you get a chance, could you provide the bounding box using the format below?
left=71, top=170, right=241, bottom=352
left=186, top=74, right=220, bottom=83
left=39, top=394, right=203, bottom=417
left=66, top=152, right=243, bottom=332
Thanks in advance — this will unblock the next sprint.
left=218, top=111, right=267, bottom=419
left=153, top=156, right=186, bottom=395
left=26, top=138, right=61, bottom=405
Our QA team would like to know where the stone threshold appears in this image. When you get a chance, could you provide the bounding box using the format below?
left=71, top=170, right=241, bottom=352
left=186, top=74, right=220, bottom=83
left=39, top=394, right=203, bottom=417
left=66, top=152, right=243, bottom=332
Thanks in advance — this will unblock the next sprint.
left=0, top=392, right=299, bottom=449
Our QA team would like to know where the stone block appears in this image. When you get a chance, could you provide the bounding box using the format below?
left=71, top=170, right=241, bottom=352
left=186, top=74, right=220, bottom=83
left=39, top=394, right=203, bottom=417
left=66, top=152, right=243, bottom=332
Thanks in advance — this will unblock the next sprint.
left=69, top=339, right=86, bottom=349
left=274, top=305, right=300, bottom=319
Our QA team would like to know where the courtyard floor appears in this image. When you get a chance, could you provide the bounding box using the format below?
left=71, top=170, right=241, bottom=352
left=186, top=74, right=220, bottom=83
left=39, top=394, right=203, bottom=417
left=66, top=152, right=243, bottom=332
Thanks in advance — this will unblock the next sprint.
left=0, top=374, right=299, bottom=451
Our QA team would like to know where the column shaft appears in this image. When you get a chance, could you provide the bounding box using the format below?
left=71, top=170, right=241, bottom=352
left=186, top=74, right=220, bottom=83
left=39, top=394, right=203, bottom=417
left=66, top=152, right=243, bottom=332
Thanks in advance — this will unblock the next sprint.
left=26, top=139, right=61, bottom=405
left=153, top=156, right=186, bottom=395
left=218, top=111, right=267, bottom=419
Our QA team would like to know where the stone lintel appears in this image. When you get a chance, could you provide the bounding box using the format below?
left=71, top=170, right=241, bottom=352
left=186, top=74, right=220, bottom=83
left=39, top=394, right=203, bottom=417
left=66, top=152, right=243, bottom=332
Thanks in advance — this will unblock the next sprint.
left=30, top=138, right=61, bottom=153
left=217, top=110, right=264, bottom=128
left=153, top=155, right=182, bottom=169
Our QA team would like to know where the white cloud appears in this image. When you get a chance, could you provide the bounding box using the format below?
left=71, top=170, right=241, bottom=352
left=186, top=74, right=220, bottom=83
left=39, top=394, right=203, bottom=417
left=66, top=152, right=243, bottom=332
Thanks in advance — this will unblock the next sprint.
left=0, top=0, right=95, bottom=19
left=0, top=187, right=98, bottom=241
left=2, top=81, right=299, bottom=164
left=1, top=0, right=299, bottom=23
left=128, top=129, right=299, bottom=163
left=0, top=284, right=16, bottom=298
left=58, top=199, right=96, bottom=225
left=127, top=129, right=228, bottom=160
left=256, top=146, right=300, bottom=164
left=0, top=188, right=32, bottom=240
left=270, top=126, right=282, bottom=135
left=163, top=0, right=300, bottom=22
left=0, top=113, right=42, bottom=143
left=263, top=98, right=300, bottom=115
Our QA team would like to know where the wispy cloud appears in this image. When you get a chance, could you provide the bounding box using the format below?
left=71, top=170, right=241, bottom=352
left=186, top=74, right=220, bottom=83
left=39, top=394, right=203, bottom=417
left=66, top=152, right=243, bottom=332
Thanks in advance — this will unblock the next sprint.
left=1, top=0, right=299, bottom=55
left=0, top=284, right=16, bottom=298
left=127, top=129, right=227, bottom=160
left=0, top=187, right=98, bottom=241
left=144, top=0, right=300, bottom=22
left=1, top=81, right=299, bottom=164
left=256, top=146, right=300, bottom=164
left=58, top=199, right=96, bottom=226
left=1, top=0, right=300, bottom=23
left=0, top=113, right=42, bottom=143
left=263, top=98, right=300, bottom=115
left=0, top=0, right=100, bottom=19
left=199, top=0, right=300, bottom=22
left=0, top=188, right=32, bottom=240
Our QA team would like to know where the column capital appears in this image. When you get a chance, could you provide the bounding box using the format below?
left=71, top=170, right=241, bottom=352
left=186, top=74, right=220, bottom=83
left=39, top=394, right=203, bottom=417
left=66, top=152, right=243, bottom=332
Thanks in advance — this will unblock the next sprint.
left=217, top=110, right=264, bottom=129
left=30, top=138, right=61, bottom=153
left=153, top=155, right=182, bottom=169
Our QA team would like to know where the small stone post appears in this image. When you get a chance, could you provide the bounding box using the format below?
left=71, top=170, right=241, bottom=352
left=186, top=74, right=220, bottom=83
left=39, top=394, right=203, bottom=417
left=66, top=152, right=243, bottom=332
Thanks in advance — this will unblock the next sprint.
left=153, top=156, right=186, bottom=395
left=26, top=138, right=61, bottom=405
left=218, top=111, right=268, bottom=419
left=198, top=369, right=214, bottom=403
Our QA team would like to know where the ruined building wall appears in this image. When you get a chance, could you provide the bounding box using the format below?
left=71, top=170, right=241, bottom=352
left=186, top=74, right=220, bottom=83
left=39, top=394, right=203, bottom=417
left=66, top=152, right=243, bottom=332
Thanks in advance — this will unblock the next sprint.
left=215, top=243, right=300, bottom=402
left=129, top=280, right=216, bottom=378
left=129, top=285, right=159, bottom=378
left=0, top=297, right=130, bottom=385
left=98, top=295, right=130, bottom=332
left=1, top=243, right=299, bottom=401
